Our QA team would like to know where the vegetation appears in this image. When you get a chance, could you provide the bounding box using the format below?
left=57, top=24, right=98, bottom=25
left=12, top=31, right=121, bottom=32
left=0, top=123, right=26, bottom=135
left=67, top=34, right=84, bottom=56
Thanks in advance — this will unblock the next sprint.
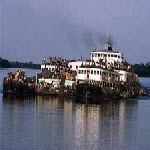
left=133, top=63, right=150, bottom=77
left=0, top=57, right=40, bottom=69
left=0, top=57, right=150, bottom=77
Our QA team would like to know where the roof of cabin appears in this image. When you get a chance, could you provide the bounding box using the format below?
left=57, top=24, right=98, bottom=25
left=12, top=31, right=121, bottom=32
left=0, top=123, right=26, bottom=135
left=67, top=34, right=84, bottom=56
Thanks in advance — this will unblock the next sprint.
left=91, top=50, right=121, bottom=54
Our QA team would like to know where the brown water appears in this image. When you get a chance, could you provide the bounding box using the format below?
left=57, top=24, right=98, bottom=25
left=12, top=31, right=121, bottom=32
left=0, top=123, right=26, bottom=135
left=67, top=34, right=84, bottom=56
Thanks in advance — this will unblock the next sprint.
left=0, top=68, right=150, bottom=150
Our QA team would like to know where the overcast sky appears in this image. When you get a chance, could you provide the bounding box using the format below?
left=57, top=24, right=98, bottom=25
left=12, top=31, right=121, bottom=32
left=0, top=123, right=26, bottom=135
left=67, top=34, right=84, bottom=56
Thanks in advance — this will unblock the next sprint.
left=1, top=0, right=150, bottom=64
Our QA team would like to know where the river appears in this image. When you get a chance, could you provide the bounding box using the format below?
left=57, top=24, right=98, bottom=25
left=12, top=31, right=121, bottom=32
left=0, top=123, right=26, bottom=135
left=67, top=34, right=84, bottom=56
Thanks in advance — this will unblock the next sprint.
left=0, top=68, right=150, bottom=150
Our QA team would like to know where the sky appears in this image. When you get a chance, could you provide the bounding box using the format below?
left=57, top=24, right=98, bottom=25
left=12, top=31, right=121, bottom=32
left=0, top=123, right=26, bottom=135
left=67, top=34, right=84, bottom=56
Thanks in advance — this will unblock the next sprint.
left=1, top=0, right=150, bottom=64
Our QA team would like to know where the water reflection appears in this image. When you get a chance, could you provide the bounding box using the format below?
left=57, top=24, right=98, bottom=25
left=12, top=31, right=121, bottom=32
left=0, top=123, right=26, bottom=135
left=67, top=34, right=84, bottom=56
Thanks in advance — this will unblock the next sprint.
left=2, top=95, right=139, bottom=150
left=75, top=104, right=100, bottom=150
left=74, top=101, right=138, bottom=150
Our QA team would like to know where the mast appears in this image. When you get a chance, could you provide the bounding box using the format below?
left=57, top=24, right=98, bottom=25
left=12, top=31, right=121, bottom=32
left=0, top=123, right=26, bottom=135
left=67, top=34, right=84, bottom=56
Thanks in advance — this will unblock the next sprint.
left=105, top=32, right=109, bottom=50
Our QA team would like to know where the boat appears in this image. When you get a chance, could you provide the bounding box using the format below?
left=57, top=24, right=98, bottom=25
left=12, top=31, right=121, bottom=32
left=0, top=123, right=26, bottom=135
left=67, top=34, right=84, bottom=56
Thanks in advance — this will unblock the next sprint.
left=2, top=33, right=141, bottom=103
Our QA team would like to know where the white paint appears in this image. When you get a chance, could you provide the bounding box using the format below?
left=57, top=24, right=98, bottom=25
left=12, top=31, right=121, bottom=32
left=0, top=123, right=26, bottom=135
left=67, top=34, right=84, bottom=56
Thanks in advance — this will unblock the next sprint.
left=38, top=78, right=75, bottom=87
left=41, top=64, right=56, bottom=72
left=115, top=70, right=137, bottom=82
left=77, top=67, right=119, bottom=83
left=68, top=61, right=86, bottom=71
left=64, top=80, right=75, bottom=87
left=90, top=51, right=123, bottom=67
left=115, top=70, right=128, bottom=82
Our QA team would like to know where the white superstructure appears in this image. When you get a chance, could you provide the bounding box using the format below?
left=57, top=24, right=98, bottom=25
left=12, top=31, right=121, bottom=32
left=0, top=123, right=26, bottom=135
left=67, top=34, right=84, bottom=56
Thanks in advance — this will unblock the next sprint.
left=75, top=42, right=137, bottom=87
left=40, top=34, right=137, bottom=87
left=77, top=66, right=119, bottom=83
left=68, top=61, right=86, bottom=71
left=41, top=64, right=56, bottom=72
left=90, top=50, right=123, bottom=67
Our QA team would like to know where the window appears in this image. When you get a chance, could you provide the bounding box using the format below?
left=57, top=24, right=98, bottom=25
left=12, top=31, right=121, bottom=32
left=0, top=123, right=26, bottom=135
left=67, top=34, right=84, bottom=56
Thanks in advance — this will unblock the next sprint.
left=110, top=83, right=112, bottom=87
left=100, top=71, right=101, bottom=75
left=107, top=83, right=109, bottom=87
left=114, top=55, right=117, bottom=57
left=81, top=70, right=83, bottom=74
left=84, top=70, right=86, bottom=74
left=118, top=55, right=120, bottom=58
left=79, top=70, right=81, bottom=74
left=76, top=66, right=78, bottom=69
left=87, top=70, right=90, bottom=74
left=98, top=54, right=100, bottom=57
left=108, top=55, right=110, bottom=57
left=111, top=55, right=113, bottom=57
left=97, top=71, right=99, bottom=75
left=91, top=70, right=93, bottom=74
left=70, top=65, right=72, bottom=68
left=94, top=70, right=96, bottom=75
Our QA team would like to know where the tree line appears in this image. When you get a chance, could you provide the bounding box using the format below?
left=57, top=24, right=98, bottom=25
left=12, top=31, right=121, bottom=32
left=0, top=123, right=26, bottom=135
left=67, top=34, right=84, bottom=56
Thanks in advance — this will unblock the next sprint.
left=0, top=57, right=41, bottom=69
left=133, top=63, right=150, bottom=77
left=0, top=57, right=150, bottom=77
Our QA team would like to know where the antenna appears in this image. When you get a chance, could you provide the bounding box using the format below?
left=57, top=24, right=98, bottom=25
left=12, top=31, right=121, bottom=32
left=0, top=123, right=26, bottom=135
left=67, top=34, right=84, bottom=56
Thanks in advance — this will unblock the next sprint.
left=81, top=55, right=82, bottom=61
left=93, top=45, right=97, bottom=52
left=107, top=32, right=109, bottom=43
left=106, top=32, right=109, bottom=44
left=115, top=42, right=117, bottom=51
left=105, top=32, right=109, bottom=50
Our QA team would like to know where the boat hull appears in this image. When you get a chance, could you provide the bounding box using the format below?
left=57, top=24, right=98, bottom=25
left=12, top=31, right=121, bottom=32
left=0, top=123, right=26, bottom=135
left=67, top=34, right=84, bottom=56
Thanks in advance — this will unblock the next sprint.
left=75, top=83, right=103, bottom=104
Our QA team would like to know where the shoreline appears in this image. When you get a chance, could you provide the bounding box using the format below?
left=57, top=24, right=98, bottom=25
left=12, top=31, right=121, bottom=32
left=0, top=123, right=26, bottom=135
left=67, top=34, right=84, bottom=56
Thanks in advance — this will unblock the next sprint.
left=0, top=67, right=40, bottom=70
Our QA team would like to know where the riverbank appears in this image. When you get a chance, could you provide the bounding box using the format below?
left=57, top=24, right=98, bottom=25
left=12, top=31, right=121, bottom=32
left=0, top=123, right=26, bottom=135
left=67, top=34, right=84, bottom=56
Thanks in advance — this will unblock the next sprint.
left=133, top=63, right=150, bottom=77
left=1, top=57, right=150, bottom=77
left=0, top=57, right=41, bottom=69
